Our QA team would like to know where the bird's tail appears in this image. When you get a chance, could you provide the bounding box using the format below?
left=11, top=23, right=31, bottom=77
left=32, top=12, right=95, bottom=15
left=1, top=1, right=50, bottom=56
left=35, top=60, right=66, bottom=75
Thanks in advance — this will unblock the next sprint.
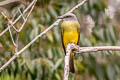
left=69, top=52, right=75, bottom=73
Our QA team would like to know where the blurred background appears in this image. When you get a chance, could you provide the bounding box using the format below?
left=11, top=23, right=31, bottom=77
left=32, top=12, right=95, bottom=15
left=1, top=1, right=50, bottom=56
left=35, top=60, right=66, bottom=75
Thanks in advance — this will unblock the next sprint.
left=0, top=0, right=120, bottom=80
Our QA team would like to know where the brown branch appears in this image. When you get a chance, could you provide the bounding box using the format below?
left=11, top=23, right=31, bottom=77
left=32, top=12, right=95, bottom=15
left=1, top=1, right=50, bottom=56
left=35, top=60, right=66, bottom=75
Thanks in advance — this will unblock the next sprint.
left=0, top=19, right=61, bottom=72
left=0, top=0, right=37, bottom=72
left=1, top=12, right=17, bottom=47
left=0, top=0, right=87, bottom=72
left=58, top=0, right=88, bottom=19
left=68, top=0, right=88, bottom=13
left=63, top=43, right=120, bottom=80
left=8, top=24, right=17, bottom=47
left=18, top=8, right=26, bottom=21
left=71, top=43, right=120, bottom=53
left=0, top=0, right=36, bottom=37
left=11, top=0, right=36, bottom=32
left=64, top=43, right=72, bottom=80
left=1, top=12, right=19, bottom=53
left=17, top=1, right=36, bottom=32
left=0, top=0, right=25, bottom=6
left=15, top=33, right=19, bottom=53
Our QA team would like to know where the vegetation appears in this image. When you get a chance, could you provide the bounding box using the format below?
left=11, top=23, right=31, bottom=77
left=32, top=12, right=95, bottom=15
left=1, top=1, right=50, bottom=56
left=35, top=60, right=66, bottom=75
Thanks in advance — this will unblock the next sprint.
left=0, top=0, right=120, bottom=80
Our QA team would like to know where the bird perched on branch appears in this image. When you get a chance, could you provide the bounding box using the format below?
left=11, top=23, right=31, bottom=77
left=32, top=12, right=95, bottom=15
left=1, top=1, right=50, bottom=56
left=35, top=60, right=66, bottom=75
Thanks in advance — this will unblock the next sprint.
left=58, top=13, right=80, bottom=73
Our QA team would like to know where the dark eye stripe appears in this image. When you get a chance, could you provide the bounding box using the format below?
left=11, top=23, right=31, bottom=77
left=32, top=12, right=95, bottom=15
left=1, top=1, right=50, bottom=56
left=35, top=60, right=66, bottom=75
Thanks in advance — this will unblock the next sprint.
left=64, top=15, right=72, bottom=18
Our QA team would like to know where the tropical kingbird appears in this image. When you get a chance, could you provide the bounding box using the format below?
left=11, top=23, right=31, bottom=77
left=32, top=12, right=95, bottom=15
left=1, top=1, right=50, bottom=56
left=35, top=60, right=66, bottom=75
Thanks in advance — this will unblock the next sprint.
left=58, top=13, right=80, bottom=73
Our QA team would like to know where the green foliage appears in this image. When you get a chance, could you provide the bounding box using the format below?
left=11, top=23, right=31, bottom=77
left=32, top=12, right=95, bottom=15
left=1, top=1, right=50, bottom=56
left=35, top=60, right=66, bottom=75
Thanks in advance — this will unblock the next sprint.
left=0, top=0, right=120, bottom=80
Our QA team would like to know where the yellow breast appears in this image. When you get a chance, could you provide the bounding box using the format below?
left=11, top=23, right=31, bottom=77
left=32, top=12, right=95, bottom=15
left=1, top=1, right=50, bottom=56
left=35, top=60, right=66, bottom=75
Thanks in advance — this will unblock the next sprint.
left=61, top=21, right=80, bottom=48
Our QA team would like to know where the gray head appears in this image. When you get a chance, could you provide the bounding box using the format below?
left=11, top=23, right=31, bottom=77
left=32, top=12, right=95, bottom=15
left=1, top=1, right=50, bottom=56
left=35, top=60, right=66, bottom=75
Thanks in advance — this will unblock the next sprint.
left=57, top=13, right=77, bottom=21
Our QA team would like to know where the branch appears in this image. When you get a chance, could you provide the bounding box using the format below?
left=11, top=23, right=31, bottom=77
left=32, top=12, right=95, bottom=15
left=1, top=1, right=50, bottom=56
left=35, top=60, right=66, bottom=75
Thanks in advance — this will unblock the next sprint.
left=68, top=0, right=88, bottom=13
left=8, top=24, right=17, bottom=47
left=0, top=0, right=87, bottom=72
left=0, top=0, right=25, bottom=6
left=15, top=33, right=19, bottom=53
left=12, top=1, right=36, bottom=32
left=17, top=1, right=36, bottom=32
left=0, top=19, right=61, bottom=72
left=18, top=8, right=26, bottom=21
left=0, top=0, right=36, bottom=37
left=64, top=43, right=72, bottom=80
left=63, top=43, right=120, bottom=80
left=58, top=0, right=88, bottom=18
left=71, top=43, right=120, bottom=53
left=1, top=12, right=19, bottom=53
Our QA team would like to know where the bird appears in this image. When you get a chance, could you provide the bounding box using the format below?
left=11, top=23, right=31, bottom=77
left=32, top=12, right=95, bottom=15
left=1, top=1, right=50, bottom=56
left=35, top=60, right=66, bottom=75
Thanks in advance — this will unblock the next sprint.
left=58, top=13, right=80, bottom=73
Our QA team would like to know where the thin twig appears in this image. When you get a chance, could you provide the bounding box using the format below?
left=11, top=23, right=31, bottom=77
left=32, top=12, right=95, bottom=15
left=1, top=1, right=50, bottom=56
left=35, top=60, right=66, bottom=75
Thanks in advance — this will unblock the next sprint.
left=1, top=12, right=19, bottom=52
left=0, top=0, right=37, bottom=37
left=0, top=19, right=61, bottom=72
left=57, top=0, right=88, bottom=22
left=11, top=0, right=36, bottom=32
left=63, top=43, right=120, bottom=80
left=68, top=0, right=88, bottom=13
left=1, top=12, right=19, bottom=49
left=71, top=44, right=120, bottom=53
left=15, top=33, right=19, bottom=53
left=1, top=12, right=16, bottom=28
left=12, top=9, right=19, bottom=20
left=1, top=12, right=19, bottom=32
left=64, top=43, right=72, bottom=80
left=0, top=0, right=87, bottom=72
left=8, top=24, right=16, bottom=47
left=17, top=1, right=36, bottom=32
left=0, top=0, right=25, bottom=6
left=18, top=8, right=26, bottom=21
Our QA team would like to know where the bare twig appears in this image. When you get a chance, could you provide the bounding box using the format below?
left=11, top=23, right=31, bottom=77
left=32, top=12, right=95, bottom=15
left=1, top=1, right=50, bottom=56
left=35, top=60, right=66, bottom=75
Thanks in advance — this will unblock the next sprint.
left=1, top=12, right=19, bottom=32
left=1, top=12, right=16, bottom=28
left=0, top=0, right=87, bottom=72
left=71, top=43, right=120, bottom=53
left=11, top=0, right=36, bottom=32
left=0, top=0, right=26, bottom=6
left=64, top=43, right=72, bottom=80
left=58, top=0, right=88, bottom=19
left=1, top=12, right=19, bottom=53
left=0, top=0, right=37, bottom=37
left=8, top=24, right=17, bottom=47
left=68, top=0, right=88, bottom=13
left=18, top=8, right=25, bottom=21
left=17, top=1, right=36, bottom=32
left=0, top=19, right=61, bottom=72
left=63, top=43, right=120, bottom=80
left=1, top=12, right=17, bottom=47
left=15, top=33, right=19, bottom=53
left=12, top=9, right=19, bottom=20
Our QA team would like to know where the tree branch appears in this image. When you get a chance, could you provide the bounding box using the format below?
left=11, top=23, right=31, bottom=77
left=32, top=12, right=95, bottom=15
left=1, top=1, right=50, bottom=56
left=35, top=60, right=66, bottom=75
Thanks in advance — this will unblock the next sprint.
left=0, top=19, right=61, bottom=72
left=63, top=43, right=120, bottom=80
left=0, top=0, right=87, bottom=72
left=0, top=0, right=36, bottom=37
left=64, top=43, right=72, bottom=80
left=8, top=24, right=17, bottom=47
left=0, top=0, right=25, bottom=6
left=68, top=0, right=88, bottom=13
left=15, top=33, right=19, bottom=53
left=71, top=43, right=120, bottom=53
left=17, top=1, right=36, bottom=32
